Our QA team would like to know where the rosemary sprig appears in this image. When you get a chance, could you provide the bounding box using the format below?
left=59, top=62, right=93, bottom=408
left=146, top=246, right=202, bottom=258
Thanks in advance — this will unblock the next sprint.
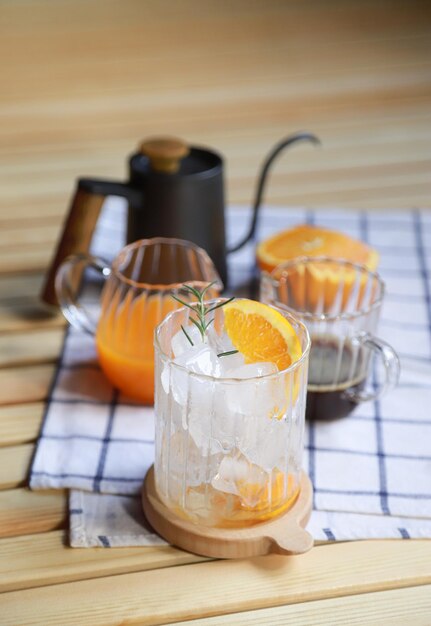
left=180, top=324, right=194, bottom=347
left=217, top=349, right=239, bottom=358
left=172, top=282, right=239, bottom=358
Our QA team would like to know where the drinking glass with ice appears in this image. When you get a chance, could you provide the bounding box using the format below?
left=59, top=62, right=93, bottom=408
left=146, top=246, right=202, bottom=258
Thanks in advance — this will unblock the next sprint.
left=154, top=288, right=310, bottom=528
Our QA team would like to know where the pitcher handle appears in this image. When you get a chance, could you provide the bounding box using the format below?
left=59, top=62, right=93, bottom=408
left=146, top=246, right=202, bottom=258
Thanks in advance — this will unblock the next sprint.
left=344, top=332, right=400, bottom=403
left=55, top=253, right=111, bottom=335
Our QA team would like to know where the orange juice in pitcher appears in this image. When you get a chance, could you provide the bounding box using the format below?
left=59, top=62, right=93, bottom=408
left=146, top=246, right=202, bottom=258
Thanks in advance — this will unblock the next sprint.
left=96, top=293, right=177, bottom=404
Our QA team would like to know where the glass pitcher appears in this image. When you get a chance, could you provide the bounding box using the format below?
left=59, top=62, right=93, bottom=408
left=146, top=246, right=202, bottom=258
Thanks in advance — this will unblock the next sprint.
left=56, top=237, right=222, bottom=404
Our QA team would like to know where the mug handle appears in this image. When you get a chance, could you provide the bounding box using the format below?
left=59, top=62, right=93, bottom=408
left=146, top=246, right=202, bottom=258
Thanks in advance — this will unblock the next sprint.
left=55, top=253, right=111, bottom=335
left=343, top=332, right=400, bottom=403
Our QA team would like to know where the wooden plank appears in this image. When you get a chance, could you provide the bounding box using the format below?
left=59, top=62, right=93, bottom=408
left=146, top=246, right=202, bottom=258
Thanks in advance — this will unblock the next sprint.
left=0, top=249, right=52, bottom=274
left=0, top=197, right=66, bottom=223
left=0, top=328, right=63, bottom=368
left=0, top=443, right=34, bottom=490
left=0, top=541, right=430, bottom=626
left=1, top=84, right=430, bottom=161
left=0, top=111, right=430, bottom=217
left=0, top=1, right=428, bottom=264
left=4, top=138, right=430, bottom=200
left=0, top=402, right=44, bottom=447
left=0, top=99, right=429, bottom=165
left=0, top=364, right=54, bottom=405
left=0, top=34, right=429, bottom=113
left=0, top=487, right=66, bottom=538
left=0, top=79, right=429, bottom=143
left=170, top=584, right=431, bottom=626
left=0, top=272, right=65, bottom=332
left=1, top=0, right=429, bottom=42
left=231, top=179, right=431, bottom=209
left=0, top=300, right=65, bottom=333
left=0, top=272, right=44, bottom=301
left=0, top=224, right=60, bottom=251
left=0, top=529, right=208, bottom=593
left=1, top=28, right=429, bottom=104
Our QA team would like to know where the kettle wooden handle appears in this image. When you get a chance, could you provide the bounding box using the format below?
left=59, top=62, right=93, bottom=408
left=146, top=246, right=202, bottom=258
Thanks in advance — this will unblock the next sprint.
left=41, top=185, right=105, bottom=306
left=41, top=178, right=142, bottom=307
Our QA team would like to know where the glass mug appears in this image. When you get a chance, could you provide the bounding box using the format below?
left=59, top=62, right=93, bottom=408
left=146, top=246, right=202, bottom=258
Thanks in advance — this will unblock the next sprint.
left=260, top=257, right=400, bottom=420
left=55, top=237, right=223, bottom=404
left=154, top=300, right=310, bottom=528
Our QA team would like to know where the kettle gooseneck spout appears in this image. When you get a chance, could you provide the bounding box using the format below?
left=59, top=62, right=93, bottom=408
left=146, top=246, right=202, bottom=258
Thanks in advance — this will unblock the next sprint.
left=228, top=132, right=321, bottom=254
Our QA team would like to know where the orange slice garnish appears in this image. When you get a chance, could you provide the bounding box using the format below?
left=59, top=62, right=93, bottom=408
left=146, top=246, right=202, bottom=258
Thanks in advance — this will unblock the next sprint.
left=256, top=224, right=379, bottom=274
left=223, top=299, right=302, bottom=370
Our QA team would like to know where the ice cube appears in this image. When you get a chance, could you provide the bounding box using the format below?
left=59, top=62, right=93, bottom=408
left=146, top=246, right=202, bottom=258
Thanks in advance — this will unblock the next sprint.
left=206, top=327, right=246, bottom=374
left=171, top=325, right=205, bottom=358
left=179, top=359, right=288, bottom=459
left=162, top=344, right=222, bottom=406
left=225, top=362, right=278, bottom=379
left=219, top=351, right=245, bottom=375
left=239, top=414, right=290, bottom=471
left=223, top=362, right=286, bottom=420
left=186, top=380, right=235, bottom=456
left=212, top=452, right=269, bottom=507
left=176, top=344, right=222, bottom=377
left=164, top=430, right=215, bottom=488
left=206, top=326, right=229, bottom=352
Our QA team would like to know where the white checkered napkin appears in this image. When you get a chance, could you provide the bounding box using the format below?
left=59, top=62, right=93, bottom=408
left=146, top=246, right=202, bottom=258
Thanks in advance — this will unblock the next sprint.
left=30, top=201, right=431, bottom=545
left=70, top=492, right=431, bottom=547
left=70, top=491, right=167, bottom=547
left=30, top=327, right=156, bottom=495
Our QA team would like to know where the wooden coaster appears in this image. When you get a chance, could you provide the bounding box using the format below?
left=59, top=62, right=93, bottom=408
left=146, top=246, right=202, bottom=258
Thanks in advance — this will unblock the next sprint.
left=142, top=466, right=313, bottom=558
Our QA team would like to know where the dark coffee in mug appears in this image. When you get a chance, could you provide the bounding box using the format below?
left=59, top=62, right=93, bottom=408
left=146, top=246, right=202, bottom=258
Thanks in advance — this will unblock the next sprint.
left=261, top=258, right=400, bottom=418
left=306, top=335, right=366, bottom=420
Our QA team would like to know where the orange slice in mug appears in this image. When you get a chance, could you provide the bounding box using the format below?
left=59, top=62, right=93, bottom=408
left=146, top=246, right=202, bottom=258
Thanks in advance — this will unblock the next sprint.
left=257, top=225, right=379, bottom=313
left=257, top=224, right=378, bottom=274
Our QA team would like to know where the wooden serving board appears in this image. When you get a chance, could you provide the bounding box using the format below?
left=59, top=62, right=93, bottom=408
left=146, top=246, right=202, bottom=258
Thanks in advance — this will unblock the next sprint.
left=142, top=466, right=313, bottom=558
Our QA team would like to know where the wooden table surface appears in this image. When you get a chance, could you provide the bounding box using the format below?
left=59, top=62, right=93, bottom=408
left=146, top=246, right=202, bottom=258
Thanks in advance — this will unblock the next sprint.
left=1, top=1, right=431, bottom=624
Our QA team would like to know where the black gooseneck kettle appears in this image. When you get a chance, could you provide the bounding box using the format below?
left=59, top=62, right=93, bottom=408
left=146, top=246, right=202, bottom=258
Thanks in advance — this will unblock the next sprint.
left=41, top=132, right=320, bottom=305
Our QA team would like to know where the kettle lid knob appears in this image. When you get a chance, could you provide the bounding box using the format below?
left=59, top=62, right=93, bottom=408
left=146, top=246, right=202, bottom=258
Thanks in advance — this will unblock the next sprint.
left=139, top=137, right=189, bottom=173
